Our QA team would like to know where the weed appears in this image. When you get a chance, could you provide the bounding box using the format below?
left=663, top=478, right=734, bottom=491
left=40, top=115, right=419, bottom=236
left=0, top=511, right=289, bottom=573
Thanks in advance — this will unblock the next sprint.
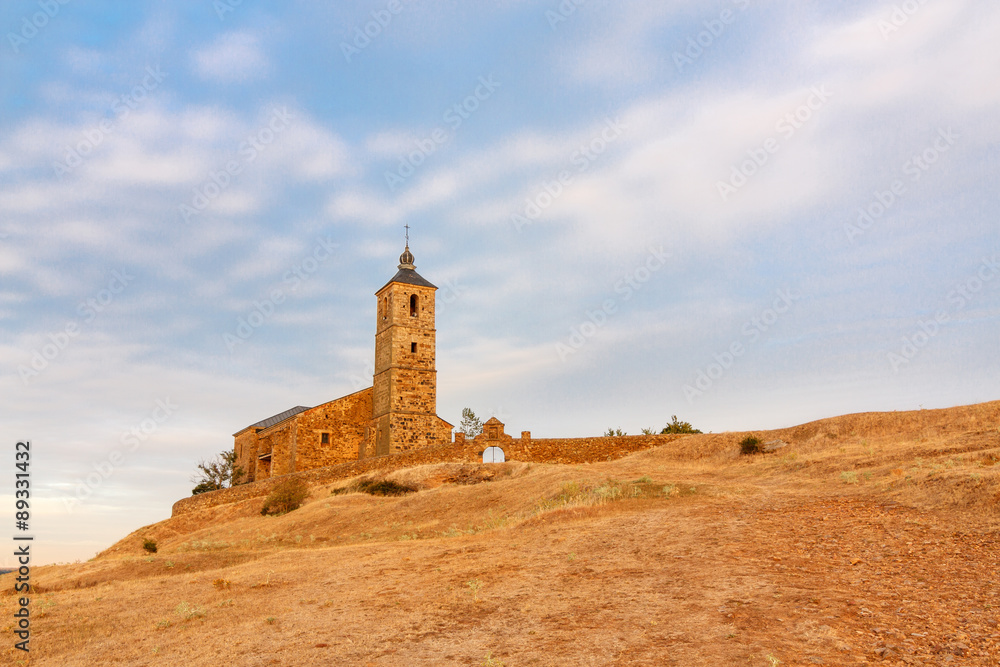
left=142, top=538, right=158, bottom=554
left=265, top=616, right=277, bottom=624
left=634, top=475, right=653, bottom=484
left=466, top=578, right=483, bottom=602
left=482, top=652, right=506, bottom=667
left=156, top=619, right=172, bottom=629
left=840, top=471, right=858, bottom=484
left=165, top=561, right=174, bottom=568
left=175, top=602, right=205, bottom=621
left=212, top=579, right=231, bottom=590
left=767, top=655, right=781, bottom=666
left=567, top=552, right=576, bottom=561
left=261, top=478, right=310, bottom=516
left=217, top=599, right=234, bottom=608
left=740, top=436, right=763, bottom=455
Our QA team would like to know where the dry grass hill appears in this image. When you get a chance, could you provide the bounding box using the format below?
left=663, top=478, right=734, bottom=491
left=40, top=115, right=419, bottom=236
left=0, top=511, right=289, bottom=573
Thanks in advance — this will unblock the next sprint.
left=4, top=401, right=1000, bottom=666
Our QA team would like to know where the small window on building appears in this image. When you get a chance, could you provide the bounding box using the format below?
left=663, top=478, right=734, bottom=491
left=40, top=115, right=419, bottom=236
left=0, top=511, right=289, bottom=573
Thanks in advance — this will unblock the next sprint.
left=382, top=296, right=388, bottom=320
left=321, top=432, right=329, bottom=444
left=411, top=342, right=417, bottom=353
left=410, top=294, right=418, bottom=317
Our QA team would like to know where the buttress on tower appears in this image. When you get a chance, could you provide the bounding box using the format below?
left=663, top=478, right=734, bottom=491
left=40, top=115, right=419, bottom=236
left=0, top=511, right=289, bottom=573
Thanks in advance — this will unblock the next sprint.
left=370, top=244, right=453, bottom=456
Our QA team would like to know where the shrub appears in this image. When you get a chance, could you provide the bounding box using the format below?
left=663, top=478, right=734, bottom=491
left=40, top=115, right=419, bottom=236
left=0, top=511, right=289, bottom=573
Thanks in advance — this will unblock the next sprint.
left=661, top=415, right=702, bottom=434
left=739, top=435, right=763, bottom=455
left=356, top=479, right=416, bottom=496
left=142, top=538, right=158, bottom=554
left=260, top=478, right=310, bottom=516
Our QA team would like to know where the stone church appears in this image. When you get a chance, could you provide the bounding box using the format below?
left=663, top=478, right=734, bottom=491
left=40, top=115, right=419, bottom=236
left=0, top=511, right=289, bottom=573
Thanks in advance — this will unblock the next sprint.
left=233, top=244, right=454, bottom=482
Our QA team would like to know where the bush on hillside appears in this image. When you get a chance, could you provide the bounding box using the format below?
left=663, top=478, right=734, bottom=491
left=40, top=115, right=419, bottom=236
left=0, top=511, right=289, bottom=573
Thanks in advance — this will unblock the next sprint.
left=260, top=478, right=310, bottom=516
left=661, top=415, right=702, bottom=434
left=142, top=538, right=158, bottom=553
left=356, top=479, right=416, bottom=496
left=739, top=435, right=763, bottom=455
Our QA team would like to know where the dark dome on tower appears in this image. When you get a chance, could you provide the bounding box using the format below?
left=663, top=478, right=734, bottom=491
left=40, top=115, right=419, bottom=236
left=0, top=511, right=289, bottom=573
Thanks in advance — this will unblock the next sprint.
left=398, top=245, right=415, bottom=269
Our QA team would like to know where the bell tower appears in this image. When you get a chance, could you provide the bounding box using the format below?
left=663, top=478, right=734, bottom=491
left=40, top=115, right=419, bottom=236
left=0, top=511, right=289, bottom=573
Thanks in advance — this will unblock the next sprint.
left=370, top=240, right=450, bottom=455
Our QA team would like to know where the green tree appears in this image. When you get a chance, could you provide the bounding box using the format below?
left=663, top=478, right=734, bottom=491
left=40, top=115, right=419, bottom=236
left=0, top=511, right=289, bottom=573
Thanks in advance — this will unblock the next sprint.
left=604, top=428, right=626, bottom=436
left=190, top=450, right=244, bottom=495
left=661, top=415, right=702, bottom=434
left=460, top=408, right=483, bottom=437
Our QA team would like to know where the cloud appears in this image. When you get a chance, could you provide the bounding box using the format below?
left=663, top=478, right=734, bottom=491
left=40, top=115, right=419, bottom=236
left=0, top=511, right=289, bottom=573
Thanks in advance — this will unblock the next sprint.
left=191, top=31, right=271, bottom=83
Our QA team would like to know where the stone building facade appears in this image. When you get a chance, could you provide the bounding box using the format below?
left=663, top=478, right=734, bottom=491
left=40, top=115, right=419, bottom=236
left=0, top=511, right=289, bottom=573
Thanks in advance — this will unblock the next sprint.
left=234, top=245, right=453, bottom=483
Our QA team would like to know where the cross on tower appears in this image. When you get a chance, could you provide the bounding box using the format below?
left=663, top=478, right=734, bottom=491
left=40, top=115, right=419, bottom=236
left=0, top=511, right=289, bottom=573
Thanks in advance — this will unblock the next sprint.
left=404, top=224, right=410, bottom=245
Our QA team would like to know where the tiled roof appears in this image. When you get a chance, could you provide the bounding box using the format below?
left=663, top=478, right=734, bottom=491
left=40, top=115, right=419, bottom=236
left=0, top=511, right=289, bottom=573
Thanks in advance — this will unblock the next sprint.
left=377, top=267, right=437, bottom=292
left=234, top=406, right=310, bottom=435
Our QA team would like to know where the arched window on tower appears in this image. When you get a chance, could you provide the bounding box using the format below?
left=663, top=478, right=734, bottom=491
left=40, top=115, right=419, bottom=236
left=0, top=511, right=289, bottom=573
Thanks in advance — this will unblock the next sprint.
left=381, top=296, right=388, bottom=321
left=410, top=294, right=418, bottom=317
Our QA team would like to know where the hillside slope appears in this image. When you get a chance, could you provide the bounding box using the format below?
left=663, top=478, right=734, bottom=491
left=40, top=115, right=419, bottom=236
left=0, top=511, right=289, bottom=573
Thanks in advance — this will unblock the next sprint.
left=4, top=401, right=999, bottom=666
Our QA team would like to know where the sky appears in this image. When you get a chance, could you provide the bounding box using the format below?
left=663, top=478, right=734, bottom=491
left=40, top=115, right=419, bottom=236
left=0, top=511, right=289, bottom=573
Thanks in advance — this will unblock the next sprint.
left=1, top=0, right=997, bottom=565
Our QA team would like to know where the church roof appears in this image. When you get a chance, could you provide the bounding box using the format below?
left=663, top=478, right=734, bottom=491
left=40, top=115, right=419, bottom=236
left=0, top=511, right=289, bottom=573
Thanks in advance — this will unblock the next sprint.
left=378, top=267, right=437, bottom=292
left=377, top=244, right=437, bottom=292
left=234, top=405, right=310, bottom=435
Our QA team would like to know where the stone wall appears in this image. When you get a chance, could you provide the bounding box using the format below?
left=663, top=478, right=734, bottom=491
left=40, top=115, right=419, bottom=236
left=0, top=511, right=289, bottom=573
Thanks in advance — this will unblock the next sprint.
left=173, top=432, right=686, bottom=516
left=256, top=420, right=296, bottom=478
left=234, top=429, right=258, bottom=483
left=293, top=388, right=373, bottom=471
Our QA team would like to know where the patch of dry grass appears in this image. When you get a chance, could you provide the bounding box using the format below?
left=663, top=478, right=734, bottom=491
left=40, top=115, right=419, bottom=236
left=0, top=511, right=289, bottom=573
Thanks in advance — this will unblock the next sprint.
left=3, top=400, right=998, bottom=665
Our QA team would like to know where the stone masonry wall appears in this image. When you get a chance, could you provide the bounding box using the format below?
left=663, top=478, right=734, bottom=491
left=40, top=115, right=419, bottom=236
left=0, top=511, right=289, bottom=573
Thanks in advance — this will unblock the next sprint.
left=234, top=429, right=258, bottom=483
left=256, top=420, right=296, bottom=478
left=174, top=433, right=686, bottom=516
left=389, top=413, right=452, bottom=454
left=293, top=388, right=373, bottom=471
